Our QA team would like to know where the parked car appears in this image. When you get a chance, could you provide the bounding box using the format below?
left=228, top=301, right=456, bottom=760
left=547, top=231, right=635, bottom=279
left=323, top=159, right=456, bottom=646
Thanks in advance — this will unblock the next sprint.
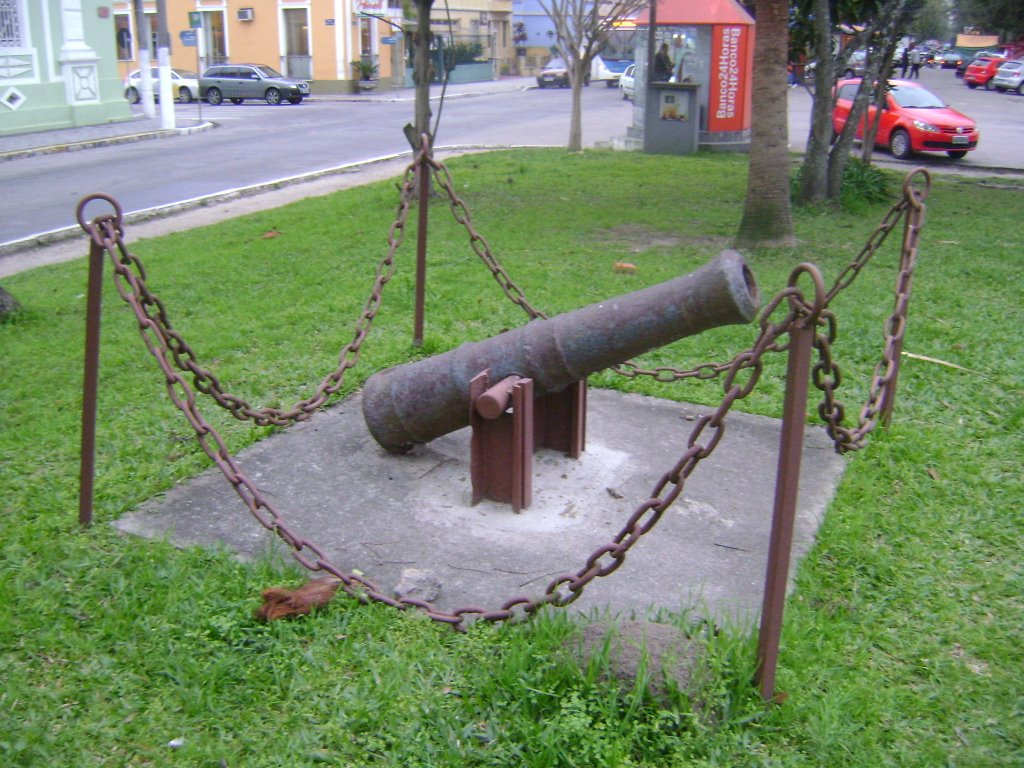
left=992, top=59, right=1024, bottom=93
left=618, top=63, right=636, bottom=100
left=832, top=78, right=979, bottom=160
left=963, top=55, right=1007, bottom=89
left=840, top=49, right=868, bottom=79
left=956, top=51, right=998, bottom=78
left=938, top=50, right=963, bottom=69
left=200, top=64, right=310, bottom=105
left=536, top=58, right=589, bottom=88
left=124, top=67, right=199, bottom=104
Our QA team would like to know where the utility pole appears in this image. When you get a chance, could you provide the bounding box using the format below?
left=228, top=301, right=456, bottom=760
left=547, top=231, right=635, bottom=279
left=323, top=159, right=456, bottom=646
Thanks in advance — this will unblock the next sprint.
left=133, top=0, right=154, bottom=117
left=155, top=0, right=175, bottom=129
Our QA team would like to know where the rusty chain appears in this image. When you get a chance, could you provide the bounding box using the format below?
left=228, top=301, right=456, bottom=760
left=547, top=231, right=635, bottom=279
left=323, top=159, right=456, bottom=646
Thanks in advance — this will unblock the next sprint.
left=815, top=169, right=929, bottom=451
left=77, top=153, right=929, bottom=630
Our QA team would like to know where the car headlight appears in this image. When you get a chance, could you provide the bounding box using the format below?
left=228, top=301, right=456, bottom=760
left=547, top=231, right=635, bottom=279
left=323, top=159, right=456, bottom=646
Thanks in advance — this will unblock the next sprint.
left=912, top=120, right=939, bottom=133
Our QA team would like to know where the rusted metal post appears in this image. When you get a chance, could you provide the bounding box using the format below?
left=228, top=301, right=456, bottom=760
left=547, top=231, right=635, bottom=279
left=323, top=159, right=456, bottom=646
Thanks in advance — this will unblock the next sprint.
left=79, top=239, right=105, bottom=527
left=755, top=322, right=814, bottom=701
left=413, top=134, right=431, bottom=347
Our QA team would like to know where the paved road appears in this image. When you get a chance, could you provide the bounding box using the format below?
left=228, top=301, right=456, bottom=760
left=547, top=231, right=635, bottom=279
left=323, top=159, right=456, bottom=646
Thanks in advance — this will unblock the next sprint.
left=2, top=67, right=1021, bottom=259
left=0, top=81, right=633, bottom=247
left=787, top=65, right=1024, bottom=171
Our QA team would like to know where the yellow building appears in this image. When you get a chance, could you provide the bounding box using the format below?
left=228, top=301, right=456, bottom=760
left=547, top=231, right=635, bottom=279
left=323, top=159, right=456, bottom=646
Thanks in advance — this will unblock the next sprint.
left=110, top=0, right=515, bottom=93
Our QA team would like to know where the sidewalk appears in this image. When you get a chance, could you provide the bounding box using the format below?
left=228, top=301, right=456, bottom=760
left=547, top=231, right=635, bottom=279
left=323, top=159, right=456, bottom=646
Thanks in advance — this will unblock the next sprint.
left=0, top=76, right=535, bottom=161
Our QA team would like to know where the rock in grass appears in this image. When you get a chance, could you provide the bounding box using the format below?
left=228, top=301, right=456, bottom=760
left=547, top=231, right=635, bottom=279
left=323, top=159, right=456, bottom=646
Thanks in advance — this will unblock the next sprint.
left=572, top=620, right=704, bottom=702
left=0, top=286, right=21, bottom=322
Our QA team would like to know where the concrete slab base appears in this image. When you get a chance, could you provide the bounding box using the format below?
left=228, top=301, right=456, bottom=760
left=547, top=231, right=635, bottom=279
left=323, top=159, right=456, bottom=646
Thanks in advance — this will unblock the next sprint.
left=116, top=389, right=847, bottom=628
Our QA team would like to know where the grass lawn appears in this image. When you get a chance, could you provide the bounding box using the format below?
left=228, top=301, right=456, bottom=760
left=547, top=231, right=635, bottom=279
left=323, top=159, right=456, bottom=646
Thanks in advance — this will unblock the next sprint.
left=1, top=150, right=1021, bottom=766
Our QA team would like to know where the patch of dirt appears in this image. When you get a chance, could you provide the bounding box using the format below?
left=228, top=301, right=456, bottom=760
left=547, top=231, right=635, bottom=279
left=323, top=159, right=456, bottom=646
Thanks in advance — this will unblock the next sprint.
left=598, top=225, right=730, bottom=255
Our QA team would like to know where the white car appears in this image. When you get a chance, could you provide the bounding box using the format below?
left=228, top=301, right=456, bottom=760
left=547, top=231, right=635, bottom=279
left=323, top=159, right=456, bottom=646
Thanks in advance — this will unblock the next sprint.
left=124, top=67, right=200, bottom=104
left=618, top=64, right=636, bottom=100
left=992, top=59, right=1024, bottom=94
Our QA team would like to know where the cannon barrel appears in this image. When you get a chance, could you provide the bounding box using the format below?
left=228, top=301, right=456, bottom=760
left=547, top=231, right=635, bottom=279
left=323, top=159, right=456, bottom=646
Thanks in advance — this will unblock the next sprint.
left=363, top=250, right=759, bottom=452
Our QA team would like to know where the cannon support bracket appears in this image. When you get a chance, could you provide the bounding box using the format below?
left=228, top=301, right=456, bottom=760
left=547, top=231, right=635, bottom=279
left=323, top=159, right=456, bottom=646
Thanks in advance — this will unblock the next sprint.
left=469, top=370, right=587, bottom=512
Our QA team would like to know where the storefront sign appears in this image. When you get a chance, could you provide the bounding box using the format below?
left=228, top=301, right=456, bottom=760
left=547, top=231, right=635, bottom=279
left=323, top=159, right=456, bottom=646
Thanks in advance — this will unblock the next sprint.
left=709, top=25, right=749, bottom=132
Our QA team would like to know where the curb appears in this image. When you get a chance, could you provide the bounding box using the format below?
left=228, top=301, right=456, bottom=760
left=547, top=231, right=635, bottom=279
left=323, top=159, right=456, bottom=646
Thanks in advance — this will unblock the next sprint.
left=0, top=121, right=216, bottom=163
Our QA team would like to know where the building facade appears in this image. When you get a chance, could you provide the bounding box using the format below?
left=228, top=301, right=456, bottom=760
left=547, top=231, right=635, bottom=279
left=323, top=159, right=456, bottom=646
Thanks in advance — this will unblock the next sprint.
left=109, top=0, right=515, bottom=93
left=1, top=1, right=132, bottom=137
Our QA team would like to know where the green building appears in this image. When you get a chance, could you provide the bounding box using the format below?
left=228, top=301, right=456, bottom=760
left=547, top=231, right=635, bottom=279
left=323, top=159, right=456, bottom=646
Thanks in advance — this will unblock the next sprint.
left=1, top=1, right=133, bottom=137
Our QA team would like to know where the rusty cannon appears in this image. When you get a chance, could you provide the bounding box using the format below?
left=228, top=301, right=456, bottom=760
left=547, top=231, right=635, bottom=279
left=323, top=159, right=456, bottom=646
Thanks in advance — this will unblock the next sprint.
left=362, top=250, right=760, bottom=453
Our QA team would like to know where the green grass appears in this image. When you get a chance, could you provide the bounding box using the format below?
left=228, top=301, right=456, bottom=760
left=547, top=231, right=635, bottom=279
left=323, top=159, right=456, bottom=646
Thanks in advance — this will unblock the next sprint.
left=1, top=150, right=1021, bottom=766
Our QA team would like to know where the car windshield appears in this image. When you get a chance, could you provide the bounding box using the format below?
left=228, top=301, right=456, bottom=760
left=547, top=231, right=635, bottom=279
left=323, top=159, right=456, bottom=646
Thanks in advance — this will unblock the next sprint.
left=999, top=61, right=1023, bottom=71
left=890, top=85, right=944, bottom=109
left=255, top=65, right=285, bottom=78
left=543, top=59, right=566, bottom=70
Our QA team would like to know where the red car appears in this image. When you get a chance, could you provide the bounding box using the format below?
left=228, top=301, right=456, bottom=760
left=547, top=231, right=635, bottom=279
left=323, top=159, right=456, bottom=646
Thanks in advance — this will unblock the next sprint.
left=832, top=79, right=979, bottom=160
left=964, top=55, right=1007, bottom=89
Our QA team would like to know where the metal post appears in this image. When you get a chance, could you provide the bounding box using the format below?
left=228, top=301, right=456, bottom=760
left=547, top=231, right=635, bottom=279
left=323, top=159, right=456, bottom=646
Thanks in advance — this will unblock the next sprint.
left=79, top=240, right=105, bottom=527
left=755, top=322, right=814, bottom=701
left=413, top=134, right=430, bottom=347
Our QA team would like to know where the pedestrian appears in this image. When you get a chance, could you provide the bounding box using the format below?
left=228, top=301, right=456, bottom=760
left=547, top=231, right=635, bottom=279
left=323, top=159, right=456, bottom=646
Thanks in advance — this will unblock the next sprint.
left=909, top=44, right=923, bottom=79
left=654, top=43, right=673, bottom=82
left=900, top=47, right=910, bottom=78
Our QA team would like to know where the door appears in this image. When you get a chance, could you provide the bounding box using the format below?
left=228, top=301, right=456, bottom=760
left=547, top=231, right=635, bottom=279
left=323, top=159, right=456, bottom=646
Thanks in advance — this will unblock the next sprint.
left=282, top=8, right=311, bottom=79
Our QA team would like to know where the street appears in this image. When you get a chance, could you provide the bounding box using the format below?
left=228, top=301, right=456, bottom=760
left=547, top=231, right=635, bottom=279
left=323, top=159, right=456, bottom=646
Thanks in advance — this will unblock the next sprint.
left=1, top=67, right=1022, bottom=249
left=0, top=83, right=633, bottom=246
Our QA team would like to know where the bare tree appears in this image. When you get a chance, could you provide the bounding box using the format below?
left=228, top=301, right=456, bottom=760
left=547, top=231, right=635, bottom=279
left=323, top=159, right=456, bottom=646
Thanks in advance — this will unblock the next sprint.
left=538, top=0, right=649, bottom=151
left=735, top=0, right=795, bottom=248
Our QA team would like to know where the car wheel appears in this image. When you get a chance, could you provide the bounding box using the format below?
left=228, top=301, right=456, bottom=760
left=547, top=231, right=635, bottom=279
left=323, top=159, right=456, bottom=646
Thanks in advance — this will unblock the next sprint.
left=265, top=88, right=282, bottom=105
left=206, top=87, right=223, bottom=105
left=1018, top=83, right=1024, bottom=95
left=621, top=89, right=628, bottom=100
left=178, top=86, right=193, bottom=104
left=983, top=78, right=993, bottom=91
left=287, top=95, right=302, bottom=105
left=966, top=81, right=977, bottom=89
left=889, top=129, right=913, bottom=160
left=946, top=150, right=967, bottom=159
left=126, top=87, right=140, bottom=104
left=230, top=97, right=244, bottom=105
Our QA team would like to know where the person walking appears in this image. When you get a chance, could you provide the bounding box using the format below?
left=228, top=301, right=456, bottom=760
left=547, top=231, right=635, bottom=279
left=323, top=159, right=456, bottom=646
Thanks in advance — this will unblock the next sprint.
left=900, top=47, right=910, bottom=78
left=909, top=44, right=923, bottom=79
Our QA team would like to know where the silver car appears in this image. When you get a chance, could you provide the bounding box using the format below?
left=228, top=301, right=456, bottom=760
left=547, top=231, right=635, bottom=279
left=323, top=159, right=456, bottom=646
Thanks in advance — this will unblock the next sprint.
left=992, top=59, right=1024, bottom=94
left=200, top=64, right=310, bottom=105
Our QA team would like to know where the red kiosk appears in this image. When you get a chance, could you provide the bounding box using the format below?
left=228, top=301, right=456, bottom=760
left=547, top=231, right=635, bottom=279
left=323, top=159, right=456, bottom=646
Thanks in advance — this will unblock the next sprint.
left=632, top=0, right=755, bottom=153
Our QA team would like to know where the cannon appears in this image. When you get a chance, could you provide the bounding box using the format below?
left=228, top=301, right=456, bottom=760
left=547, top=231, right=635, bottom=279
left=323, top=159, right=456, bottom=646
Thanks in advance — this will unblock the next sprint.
left=362, top=250, right=760, bottom=452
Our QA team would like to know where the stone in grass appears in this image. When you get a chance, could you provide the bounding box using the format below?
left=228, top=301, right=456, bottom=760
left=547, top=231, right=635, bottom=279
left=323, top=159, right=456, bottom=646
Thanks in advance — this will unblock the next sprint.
left=394, top=568, right=442, bottom=603
left=572, top=620, right=705, bottom=702
left=0, top=286, right=21, bottom=322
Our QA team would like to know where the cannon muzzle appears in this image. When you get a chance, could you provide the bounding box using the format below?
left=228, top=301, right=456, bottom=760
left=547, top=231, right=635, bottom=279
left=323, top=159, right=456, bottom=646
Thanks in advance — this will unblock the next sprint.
left=363, top=250, right=759, bottom=452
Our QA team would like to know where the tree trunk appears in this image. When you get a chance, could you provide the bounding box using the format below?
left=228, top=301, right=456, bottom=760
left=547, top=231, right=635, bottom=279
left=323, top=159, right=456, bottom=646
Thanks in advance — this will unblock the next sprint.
left=413, top=0, right=435, bottom=147
left=568, top=58, right=584, bottom=151
left=736, top=0, right=795, bottom=248
left=798, top=0, right=832, bottom=205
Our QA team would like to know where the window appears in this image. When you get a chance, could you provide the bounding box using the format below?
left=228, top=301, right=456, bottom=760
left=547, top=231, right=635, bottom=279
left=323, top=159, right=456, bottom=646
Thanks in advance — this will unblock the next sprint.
left=0, top=0, right=26, bottom=48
